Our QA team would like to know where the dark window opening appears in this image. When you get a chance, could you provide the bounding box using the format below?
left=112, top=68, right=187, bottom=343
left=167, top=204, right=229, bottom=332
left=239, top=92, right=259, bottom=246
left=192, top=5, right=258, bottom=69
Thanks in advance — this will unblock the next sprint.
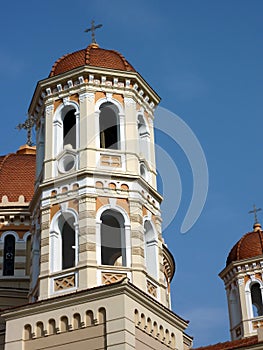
left=59, top=215, right=75, bottom=270
left=99, top=103, right=119, bottom=149
left=251, top=283, right=263, bottom=316
left=25, top=235, right=31, bottom=275
left=63, top=110, right=76, bottom=149
left=101, top=211, right=125, bottom=266
left=3, top=235, right=15, bottom=276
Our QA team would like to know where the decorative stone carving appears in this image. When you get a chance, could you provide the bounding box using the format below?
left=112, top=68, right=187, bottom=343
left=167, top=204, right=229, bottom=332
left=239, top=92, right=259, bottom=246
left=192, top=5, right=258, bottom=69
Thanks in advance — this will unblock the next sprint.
left=147, top=280, right=157, bottom=298
left=100, top=154, right=121, bottom=168
left=54, top=274, right=75, bottom=291
left=45, top=104, right=54, bottom=114
left=102, top=272, right=127, bottom=285
left=124, top=97, right=136, bottom=106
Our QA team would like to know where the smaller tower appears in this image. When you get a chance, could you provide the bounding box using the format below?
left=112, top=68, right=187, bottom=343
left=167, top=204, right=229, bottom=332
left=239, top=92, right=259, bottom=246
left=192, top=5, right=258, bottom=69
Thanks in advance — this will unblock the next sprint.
left=0, top=145, right=36, bottom=345
left=220, top=220, right=263, bottom=340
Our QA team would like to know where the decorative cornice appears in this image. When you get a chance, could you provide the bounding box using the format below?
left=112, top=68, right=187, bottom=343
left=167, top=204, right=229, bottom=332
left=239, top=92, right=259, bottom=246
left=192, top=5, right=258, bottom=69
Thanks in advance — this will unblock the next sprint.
left=219, top=256, right=263, bottom=286
left=2, top=279, right=188, bottom=332
left=28, top=66, right=161, bottom=119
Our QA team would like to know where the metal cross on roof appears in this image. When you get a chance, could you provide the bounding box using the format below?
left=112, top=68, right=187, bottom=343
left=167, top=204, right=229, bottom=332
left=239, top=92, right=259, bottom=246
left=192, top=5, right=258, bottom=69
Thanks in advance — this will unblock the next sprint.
left=16, top=115, right=36, bottom=147
left=248, top=204, right=262, bottom=224
left=84, top=20, right=103, bottom=44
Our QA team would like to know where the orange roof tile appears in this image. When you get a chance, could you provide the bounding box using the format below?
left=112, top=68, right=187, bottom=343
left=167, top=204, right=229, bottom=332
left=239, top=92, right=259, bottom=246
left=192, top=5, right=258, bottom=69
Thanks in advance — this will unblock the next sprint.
left=194, top=335, right=260, bottom=350
left=49, top=44, right=135, bottom=77
left=0, top=147, right=36, bottom=203
left=226, top=230, right=263, bottom=266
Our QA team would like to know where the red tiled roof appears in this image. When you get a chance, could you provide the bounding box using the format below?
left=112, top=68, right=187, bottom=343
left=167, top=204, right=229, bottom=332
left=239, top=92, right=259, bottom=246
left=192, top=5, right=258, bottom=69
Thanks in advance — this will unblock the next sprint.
left=49, top=44, right=136, bottom=77
left=0, top=147, right=36, bottom=203
left=194, top=335, right=260, bottom=350
left=226, top=230, right=263, bottom=266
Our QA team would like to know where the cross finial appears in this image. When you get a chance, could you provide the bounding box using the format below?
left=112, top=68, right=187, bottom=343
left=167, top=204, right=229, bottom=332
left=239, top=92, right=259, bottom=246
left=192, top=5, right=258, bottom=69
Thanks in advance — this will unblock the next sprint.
left=16, top=115, right=36, bottom=147
left=248, top=204, right=262, bottom=225
left=84, top=20, right=103, bottom=44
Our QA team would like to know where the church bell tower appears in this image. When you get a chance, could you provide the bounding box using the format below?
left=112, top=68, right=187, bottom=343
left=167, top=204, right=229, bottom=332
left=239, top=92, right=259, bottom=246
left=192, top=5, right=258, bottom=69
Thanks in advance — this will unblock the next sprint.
left=220, top=216, right=263, bottom=341
left=30, top=40, right=171, bottom=304
left=2, top=28, right=192, bottom=350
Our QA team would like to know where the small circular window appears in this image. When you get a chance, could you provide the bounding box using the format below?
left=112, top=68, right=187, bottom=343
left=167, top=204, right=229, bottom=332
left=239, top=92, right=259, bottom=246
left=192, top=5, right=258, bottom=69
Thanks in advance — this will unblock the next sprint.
left=58, top=154, right=76, bottom=173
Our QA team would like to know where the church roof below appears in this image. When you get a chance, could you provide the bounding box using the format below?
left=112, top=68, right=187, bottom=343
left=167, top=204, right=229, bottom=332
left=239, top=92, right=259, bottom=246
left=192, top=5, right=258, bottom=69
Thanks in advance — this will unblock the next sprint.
left=49, top=43, right=136, bottom=77
left=194, top=335, right=261, bottom=350
left=226, top=224, right=263, bottom=266
left=0, top=145, right=36, bottom=204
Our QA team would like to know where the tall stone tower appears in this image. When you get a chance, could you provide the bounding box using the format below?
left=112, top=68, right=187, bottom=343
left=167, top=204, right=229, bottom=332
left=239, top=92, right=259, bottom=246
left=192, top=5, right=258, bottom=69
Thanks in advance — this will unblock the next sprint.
left=220, top=221, right=263, bottom=341
left=2, top=38, right=192, bottom=350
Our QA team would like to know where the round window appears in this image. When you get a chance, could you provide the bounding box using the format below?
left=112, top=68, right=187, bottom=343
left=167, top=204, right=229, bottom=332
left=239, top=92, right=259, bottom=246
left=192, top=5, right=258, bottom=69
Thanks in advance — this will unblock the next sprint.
left=58, top=153, right=76, bottom=173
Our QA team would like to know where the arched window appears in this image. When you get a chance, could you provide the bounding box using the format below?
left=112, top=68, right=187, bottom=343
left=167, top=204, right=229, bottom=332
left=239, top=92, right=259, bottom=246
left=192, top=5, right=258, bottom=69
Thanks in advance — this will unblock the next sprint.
left=144, top=220, right=158, bottom=279
left=101, top=210, right=126, bottom=266
left=59, top=213, right=76, bottom=270
left=53, top=103, right=79, bottom=156
left=251, top=283, right=263, bottom=317
left=3, top=234, right=15, bottom=276
left=63, top=109, right=76, bottom=149
left=99, top=103, right=120, bottom=149
left=229, top=289, right=241, bottom=326
left=50, top=211, right=78, bottom=273
left=137, top=114, right=150, bottom=160
left=25, top=235, right=31, bottom=276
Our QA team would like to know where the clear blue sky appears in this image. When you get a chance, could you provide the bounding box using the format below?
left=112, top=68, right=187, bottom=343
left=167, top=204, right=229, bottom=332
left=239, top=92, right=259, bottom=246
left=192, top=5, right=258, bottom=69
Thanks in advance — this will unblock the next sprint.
left=1, top=1, right=263, bottom=347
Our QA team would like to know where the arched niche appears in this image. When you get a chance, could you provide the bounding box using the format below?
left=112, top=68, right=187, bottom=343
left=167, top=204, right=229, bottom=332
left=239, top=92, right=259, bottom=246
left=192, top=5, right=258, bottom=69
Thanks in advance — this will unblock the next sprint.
left=144, top=220, right=158, bottom=279
left=137, top=113, right=150, bottom=161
